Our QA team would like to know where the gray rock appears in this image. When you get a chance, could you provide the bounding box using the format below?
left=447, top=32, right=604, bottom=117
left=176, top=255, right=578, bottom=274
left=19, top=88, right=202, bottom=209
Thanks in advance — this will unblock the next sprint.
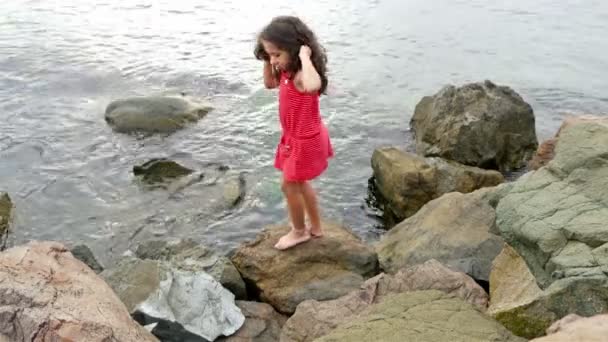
left=281, top=260, right=488, bottom=342
left=70, top=244, right=104, bottom=273
left=371, top=147, right=503, bottom=225
left=105, top=96, right=212, bottom=133
left=315, top=290, right=525, bottom=342
left=133, top=158, right=194, bottom=185
left=101, top=257, right=245, bottom=341
left=410, top=80, right=538, bottom=172
left=135, top=239, right=247, bottom=300
left=376, top=190, right=504, bottom=282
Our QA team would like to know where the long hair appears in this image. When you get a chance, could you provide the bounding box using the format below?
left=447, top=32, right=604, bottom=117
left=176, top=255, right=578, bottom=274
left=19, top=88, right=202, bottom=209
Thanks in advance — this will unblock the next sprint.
left=254, top=16, right=328, bottom=94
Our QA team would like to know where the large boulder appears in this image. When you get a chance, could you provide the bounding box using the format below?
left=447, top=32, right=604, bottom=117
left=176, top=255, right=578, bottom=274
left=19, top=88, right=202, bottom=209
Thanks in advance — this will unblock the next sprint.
left=105, top=96, right=212, bottom=133
left=281, top=259, right=488, bottom=342
left=217, top=301, right=287, bottom=342
left=531, top=314, right=608, bottom=342
left=101, top=257, right=244, bottom=341
left=231, top=221, right=378, bottom=314
left=410, top=80, right=538, bottom=172
left=496, top=120, right=608, bottom=288
left=376, top=190, right=504, bottom=282
left=0, top=241, right=158, bottom=342
left=315, top=290, right=525, bottom=342
left=0, top=193, right=12, bottom=251
left=135, top=239, right=247, bottom=299
left=494, top=119, right=608, bottom=335
left=371, top=147, right=503, bottom=224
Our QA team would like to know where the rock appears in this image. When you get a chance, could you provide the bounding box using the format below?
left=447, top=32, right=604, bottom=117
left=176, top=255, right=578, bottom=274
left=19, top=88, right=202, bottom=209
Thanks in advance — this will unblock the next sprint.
left=0, top=241, right=158, bottom=341
left=0, top=193, right=12, bottom=251
left=488, top=244, right=551, bottom=338
left=410, top=80, right=538, bottom=172
left=105, top=96, right=212, bottom=133
left=281, top=259, right=488, bottom=342
left=70, top=244, right=104, bottom=273
left=217, top=301, right=287, bottom=342
left=528, top=115, right=608, bottom=170
left=231, top=221, right=378, bottom=314
left=101, top=257, right=244, bottom=341
left=493, top=119, right=608, bottom=336
left=376, top=190, right=503, bottom=282
left=371, top=147, right=503, bottom=224
left=135, top=239, right=247, bottom=300
left=496, top=120, right=608, bottom=288
left=315, top=290, right=526, bottom=342
left=531, top=314, right=608, bottom=342
left=222, top=172, right=247, bottom=207
left=134, top=158, right=195, bottom=184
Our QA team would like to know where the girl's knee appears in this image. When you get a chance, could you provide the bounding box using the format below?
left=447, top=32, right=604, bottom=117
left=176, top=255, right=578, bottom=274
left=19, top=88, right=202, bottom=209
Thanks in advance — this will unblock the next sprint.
left=282, top=179, right=302, bottom=194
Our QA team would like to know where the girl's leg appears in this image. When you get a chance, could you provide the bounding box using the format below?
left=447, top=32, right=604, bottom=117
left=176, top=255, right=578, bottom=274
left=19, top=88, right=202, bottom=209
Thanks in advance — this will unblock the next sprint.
left=301, top=181, right=323, bottom=237
left=275, top=179, right=310, bottom=250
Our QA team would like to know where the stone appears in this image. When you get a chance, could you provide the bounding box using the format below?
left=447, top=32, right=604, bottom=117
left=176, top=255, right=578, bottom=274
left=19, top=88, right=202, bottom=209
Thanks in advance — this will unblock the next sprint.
left=371, top=147, right=503, bottom=224
left=376, top=190, right=504, bottom=282
left=0, top=193, right=12, bottom=251
left=133, top=158, right=194, bottom=184
left=531, top=314, right=608, bottom=342
left=231, top=221, right=378, bottom=314
left=315, top=290, right=525, bottom=342
left=105, top=96, right=212, bottom=133
left=528, top=115, right=608, bottom=170
left=70, top=244, right=104, bottom=273
left=281, top=259, right=488, bottom=342
left=135, top=239, right=247, bottom=300
left=0, top=241, right=158, bottom=341
left=101, top=257, right=244, bottom=341
left=410, top=80, right=538, bottom=172
left=488, top=244, right=551, bottom=338
left=217, top=301, right=286, bottom=342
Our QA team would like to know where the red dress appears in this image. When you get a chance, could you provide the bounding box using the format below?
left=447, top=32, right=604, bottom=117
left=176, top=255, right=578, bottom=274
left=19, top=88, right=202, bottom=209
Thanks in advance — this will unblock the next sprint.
left=274, top=72, right=333, bottom=181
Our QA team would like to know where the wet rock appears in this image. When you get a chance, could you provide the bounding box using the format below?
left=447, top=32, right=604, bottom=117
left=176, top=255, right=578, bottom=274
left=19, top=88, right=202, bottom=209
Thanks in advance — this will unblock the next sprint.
left=105, top=96, right=212, bottom=133
left=70, top=244, right=104, bottom=273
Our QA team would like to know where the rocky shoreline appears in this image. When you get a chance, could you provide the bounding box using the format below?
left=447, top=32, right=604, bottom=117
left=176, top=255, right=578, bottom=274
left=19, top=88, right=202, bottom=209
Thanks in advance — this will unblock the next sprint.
left=2, top=83, right=607, bottom=341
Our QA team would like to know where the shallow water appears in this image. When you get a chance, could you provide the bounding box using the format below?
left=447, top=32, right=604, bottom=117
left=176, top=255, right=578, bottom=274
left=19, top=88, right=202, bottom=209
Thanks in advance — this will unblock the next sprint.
left=1, top=0, right=607, bottom=263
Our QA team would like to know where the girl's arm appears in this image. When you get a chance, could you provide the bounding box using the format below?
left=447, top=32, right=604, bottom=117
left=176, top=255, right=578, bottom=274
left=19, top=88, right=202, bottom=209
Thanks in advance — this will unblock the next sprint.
left=296, top=46, right=322, bottom=93
left=263, top=61, right=279, bottom=89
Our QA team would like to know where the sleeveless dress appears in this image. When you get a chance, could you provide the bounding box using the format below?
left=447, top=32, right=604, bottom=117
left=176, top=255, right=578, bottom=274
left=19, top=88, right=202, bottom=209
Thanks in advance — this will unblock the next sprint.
left=274, top=72, right=333, bottom=182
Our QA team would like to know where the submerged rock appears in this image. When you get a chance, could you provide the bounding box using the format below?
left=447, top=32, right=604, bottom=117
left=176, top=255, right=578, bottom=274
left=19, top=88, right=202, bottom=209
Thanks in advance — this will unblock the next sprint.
left=105, top=96, right=212, bottom=133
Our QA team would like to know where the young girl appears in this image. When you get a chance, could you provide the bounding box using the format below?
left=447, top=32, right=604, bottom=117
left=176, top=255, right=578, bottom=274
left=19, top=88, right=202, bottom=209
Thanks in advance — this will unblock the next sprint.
left=254, top=16, right=333, bottom=250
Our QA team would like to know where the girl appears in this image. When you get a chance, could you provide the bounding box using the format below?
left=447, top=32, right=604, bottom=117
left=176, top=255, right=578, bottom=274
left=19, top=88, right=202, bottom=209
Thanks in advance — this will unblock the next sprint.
left=254, top=16, right=333, bottom=250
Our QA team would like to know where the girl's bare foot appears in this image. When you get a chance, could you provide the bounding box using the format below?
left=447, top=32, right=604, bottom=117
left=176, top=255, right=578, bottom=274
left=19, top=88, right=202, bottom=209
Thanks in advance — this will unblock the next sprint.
left=274, top=229, right=311, bottom=250
left=309, top=225, right=323, bottom=238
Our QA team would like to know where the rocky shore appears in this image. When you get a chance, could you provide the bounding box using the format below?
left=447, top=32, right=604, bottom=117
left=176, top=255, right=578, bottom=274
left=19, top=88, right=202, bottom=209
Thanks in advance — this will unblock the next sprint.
left=2, top=84, right=607, bottom=341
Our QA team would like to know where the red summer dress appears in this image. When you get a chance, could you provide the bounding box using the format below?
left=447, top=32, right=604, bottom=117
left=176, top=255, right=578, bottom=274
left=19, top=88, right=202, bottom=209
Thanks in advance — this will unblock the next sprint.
left=274, top=72, right=333, bottom=181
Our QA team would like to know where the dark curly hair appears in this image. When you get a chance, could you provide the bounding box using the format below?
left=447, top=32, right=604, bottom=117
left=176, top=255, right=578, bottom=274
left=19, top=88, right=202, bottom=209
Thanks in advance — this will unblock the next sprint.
left=254, top=16, right=328, bottom=94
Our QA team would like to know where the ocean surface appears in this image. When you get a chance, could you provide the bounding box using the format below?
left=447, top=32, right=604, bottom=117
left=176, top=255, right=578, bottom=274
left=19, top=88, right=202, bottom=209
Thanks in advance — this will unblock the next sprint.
left=1, top=0, right=607, bottom=263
